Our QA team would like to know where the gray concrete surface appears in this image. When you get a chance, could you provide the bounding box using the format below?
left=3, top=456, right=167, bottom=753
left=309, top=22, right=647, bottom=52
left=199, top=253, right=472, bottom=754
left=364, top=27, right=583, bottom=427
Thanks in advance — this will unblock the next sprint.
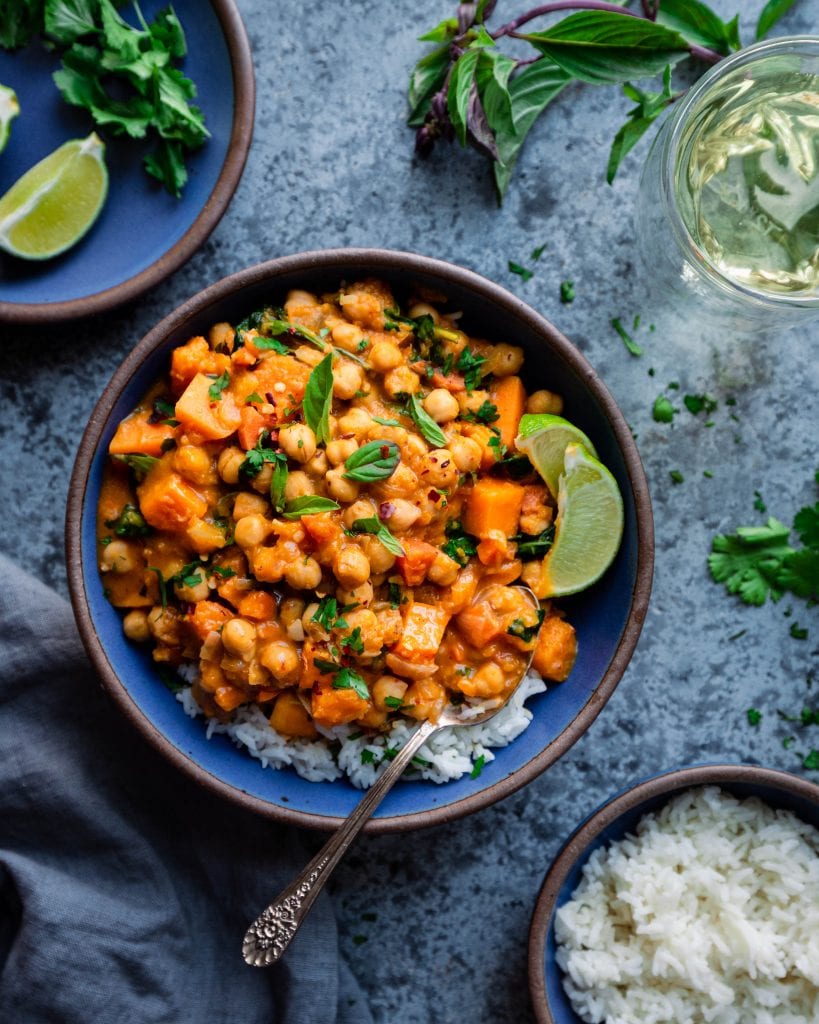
left=2, top=2, right=817, bottom=1021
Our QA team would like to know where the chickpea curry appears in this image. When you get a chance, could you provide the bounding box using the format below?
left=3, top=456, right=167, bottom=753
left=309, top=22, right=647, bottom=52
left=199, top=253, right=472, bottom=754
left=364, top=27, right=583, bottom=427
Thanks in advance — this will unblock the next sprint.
left=97, top=279, right=578, bottom=747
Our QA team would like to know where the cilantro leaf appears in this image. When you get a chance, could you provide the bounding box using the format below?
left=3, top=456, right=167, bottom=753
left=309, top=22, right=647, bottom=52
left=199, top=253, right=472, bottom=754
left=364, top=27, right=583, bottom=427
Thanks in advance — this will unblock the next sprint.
left=508, top=260, right=533, bottom=282
left=611, top=316, right=643, bottom=356
left=747, top=708, right=762, bottom=726
left=507, top=609, right=545, bottom=643
left=207, top=370, right=230, bottom=401
left=709, top=517, right=792, bottom=606
left=794, top=502, right=819, bottom=549
left=442, top=521, right=477, bottom=567
left=652, top=395, right=676, bottom=423
left=456, top=347, right=487, bottom=391
left=105, top=503, right=151, bottom=537
left=332, top=668, right=369, bottom=701
left=559, top=280, right=575, bottom=303
left=684, top=393, right=718, bottom=416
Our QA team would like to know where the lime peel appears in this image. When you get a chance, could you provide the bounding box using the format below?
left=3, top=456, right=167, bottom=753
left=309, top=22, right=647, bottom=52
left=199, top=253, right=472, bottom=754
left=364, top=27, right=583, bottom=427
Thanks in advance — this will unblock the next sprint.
left=0, top=132, right=108, bottom=260
left=515, top=413, right=598, bottom=498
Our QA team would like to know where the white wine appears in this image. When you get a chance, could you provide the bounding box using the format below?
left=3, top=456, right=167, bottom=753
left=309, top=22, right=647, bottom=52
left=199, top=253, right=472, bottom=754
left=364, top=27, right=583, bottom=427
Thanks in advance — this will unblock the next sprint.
left=676, top=67, right=819, bottom=296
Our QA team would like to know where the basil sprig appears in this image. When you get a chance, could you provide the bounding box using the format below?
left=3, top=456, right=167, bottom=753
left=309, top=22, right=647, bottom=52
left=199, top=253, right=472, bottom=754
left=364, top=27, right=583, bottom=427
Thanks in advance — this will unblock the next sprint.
left=303, top=352, right=334, bottom=444
left=349, top=517, right=405, bottom=557
left=269, top=452, right=289, bottom=514
left=343, top=440, right=400, bottom=483
left=282, top=496, right=341, bottom=519
left=408, top=393, right=446, bottom=448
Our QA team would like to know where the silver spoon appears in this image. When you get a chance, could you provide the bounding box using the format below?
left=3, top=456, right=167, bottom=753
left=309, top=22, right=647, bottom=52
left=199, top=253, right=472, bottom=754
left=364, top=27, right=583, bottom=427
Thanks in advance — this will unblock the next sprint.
left=242, top=584, right=541, bottom=967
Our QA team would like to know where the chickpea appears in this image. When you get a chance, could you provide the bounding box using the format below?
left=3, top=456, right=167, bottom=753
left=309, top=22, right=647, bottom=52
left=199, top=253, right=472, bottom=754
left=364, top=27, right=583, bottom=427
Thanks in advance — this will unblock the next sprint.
left=279, top=423, right=317, bottom=464
left=306, top=449, right=329, bottom=477
left=337, top=407, right=372, bottom=436
left=369, top=340, right=403, bottom=373
left=100, top=540, right=137, bottom=574
left=343, top=498, right=377, bottom=530
left=326, top=437, right=358, bottom=466
left=372, top=675, right=408, bottom=711
left=449, top=436, right=482, bottom=473
left=284, top=288, right=318, bottom=309
left=217, top=446, right=245, bottom=485
left=332, top=360, right=364, bottom=400
left=423, top=388, right=460, bottom=424
left=259, top=640, right=300, bottom=683
left=233, top=492, right=269, bottom=519
left=381, top=498, right=420, bottom=533
left=332, top=322, right=368, bottom=352
left=222, top=617, right=257, bottom=656
left=209, top=321, right=234, bottom=352
left=407, top=302, right=439, bottom=322
left=326, top=466, right=359, bottom=503
left=279, top=595, right=305, bottom=628
left=384, top=365, right=420, bottom=397
left=122, top=609, right=151, bottom=643
left=284, top=471, right=316, bottom=502
left=337, top=580, right=373, bottom=607
left=358, top=534, right=396, bottom=574
left=457, top=389, right=491, bottom=415
left=366, top=422, right=408, bottom=447
left=333, top=545, right=371, bottom=588
left=487, top=345, right=524, bottom=377
left=173, top=575, right=211, bottom=603
left=251, top=462, right=273, bottom=494
left=427, top=551, right=460, bottom=587
left=378, top=464, right=418, bottom=497
left=284, top=556, right=322, bottom=590
left=405, top=434, right=428, bottom=459
left=301, top=601, right=324, bottom=638
left=234, top=514, right=270, bottom=548
left=526, top=389, right=564, bottom=415
left=174, top=445, right=213, bottom=485
left=403, top=678, right=447, bottom=720
left=420, top=449, right=459, bottom=490
left=460, top=661, right=505, bottom=698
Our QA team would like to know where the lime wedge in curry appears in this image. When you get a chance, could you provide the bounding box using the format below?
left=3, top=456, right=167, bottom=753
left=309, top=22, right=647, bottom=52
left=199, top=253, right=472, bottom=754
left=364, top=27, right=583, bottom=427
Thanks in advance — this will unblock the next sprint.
left=515, top=413, right=597, bottom=498
left=0, top=84, right=19, bottom=154
left=531, top=442, right=623, bottom=597
left=0, top=132, right=108, bottom=260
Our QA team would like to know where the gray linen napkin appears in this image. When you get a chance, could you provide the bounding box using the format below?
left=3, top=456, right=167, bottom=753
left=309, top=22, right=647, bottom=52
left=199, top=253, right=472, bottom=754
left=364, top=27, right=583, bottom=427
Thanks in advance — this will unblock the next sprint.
left=0, top=554, right=372, bottom=1024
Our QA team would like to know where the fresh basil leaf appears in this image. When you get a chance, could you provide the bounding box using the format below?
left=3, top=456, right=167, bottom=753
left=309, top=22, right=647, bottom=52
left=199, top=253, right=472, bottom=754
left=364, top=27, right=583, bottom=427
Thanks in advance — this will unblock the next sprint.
left=607, top=66, right=674, bottom=183
left=655, top=0, right=739, bottom=54
left=466, top=77, right=500, bottom=160
left=332, top=667, right=370, bottom=701
left=349, top=517, right=405, bottom=557
left=492, top=58, right=571, bottom=198
left=408, top=393, right=447, bottom=447
left=372, top=415, right=401, bottom=427
left=448, top=48, right=481, bottom=146
left=269, top=453, right=288, bottom=514
left=261, top=317, right=329, bottom=351
left=523, top=12, right=689, bottom=86
left=343, top=440, right=401, bottom=483
left=207, top=370, right=230, bottom=401
left=408, top=41, right=452, bottom=127
left=253, top=336, right=291, bottom=354
left=283, top=495, right=341, bottom=519
left=477, top=48, right=515, bottom=132
left=756, top=0, right=797, bottom=40
left=302, top=352, right=334, bottom=444
left=418, top=17, right=458, bottom=44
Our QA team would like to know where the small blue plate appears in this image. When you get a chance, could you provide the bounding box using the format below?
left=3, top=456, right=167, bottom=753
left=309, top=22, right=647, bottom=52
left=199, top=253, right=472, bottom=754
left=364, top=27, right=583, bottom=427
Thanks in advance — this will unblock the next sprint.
left=0, top=0, right=253, bottom=323
left=529, top=763, right=819, bottom=1024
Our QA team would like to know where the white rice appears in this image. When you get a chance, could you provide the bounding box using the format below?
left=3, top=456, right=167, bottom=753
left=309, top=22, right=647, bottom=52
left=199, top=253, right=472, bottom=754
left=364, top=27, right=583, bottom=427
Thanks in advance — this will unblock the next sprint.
left=176, top=669, right=546, bottom=787
left=554, top=786, right=819, bottom=1024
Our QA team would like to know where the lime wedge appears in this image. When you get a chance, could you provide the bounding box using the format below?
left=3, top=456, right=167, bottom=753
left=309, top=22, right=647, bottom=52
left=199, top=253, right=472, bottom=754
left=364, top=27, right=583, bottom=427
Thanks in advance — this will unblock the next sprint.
left=0, top=84, right=19, bottom=153
left=537, top=442, right=624, bottom=597
left=0, top=132, right=108, bottom=260
left=515, top=413, right=598, bottom=498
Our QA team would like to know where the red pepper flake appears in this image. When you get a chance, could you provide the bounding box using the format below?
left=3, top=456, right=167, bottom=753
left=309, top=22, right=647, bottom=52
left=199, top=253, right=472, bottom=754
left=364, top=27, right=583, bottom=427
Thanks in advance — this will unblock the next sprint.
left=380, top=445, right=391, bottom=458
left=441, top=460, right=450, bottom=469
left=265, top=391, right=276, bottom=405
left=379, top=502, right=395, bottom=520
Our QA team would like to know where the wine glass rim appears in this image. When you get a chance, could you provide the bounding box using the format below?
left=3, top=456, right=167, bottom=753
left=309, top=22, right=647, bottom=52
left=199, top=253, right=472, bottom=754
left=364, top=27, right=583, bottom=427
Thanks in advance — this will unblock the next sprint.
left=661, top=35, right=819, bottom=310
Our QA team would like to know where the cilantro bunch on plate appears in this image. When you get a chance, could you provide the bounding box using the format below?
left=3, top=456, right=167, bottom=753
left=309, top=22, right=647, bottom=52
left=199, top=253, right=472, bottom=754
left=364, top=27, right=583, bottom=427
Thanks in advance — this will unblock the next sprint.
left=0, top=0, right=208, bottom=197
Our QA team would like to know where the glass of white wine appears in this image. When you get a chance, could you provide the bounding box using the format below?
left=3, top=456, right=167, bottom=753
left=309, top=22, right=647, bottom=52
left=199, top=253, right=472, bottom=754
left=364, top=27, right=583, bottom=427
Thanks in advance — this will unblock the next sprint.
left=636, top=37, right=819, bottom=330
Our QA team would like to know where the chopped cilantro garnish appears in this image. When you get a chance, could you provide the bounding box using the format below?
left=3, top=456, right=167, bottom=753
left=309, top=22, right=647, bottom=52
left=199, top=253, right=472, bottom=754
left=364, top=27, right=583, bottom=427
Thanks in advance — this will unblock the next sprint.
left=461, top=400, right=498, bottom=425
left=332, top=668, right=369, bottom=700
left=105, top=503, right=151, bottom=538
left=456, top=347, right=486, bottom=392
left=442, top=521, right=477, bottom=567
left=207, top=371, right=230, bottom=401
left=611, top=316, right=642, bottom=357
left=753, top=491, right=767, bottom=514
left=508, top=260, right=533, bottom=282
left=470, top=754, right=486, bottom=779
left=669, top=470, right=684, bottom=485
left=559, top=280, right=575, bottom=304
left=531, top=244, right=546, bottom=261
left=683, top=393, right=718, bottom=415
left=790, top=623, right=808, bottom=640
left=652, top=396, right=676, bottom=423
left=341, top=627, right=365, bottom=654
left=507, top=609, right=545, bottom=643
left=746, top=708, right=762, bottom=726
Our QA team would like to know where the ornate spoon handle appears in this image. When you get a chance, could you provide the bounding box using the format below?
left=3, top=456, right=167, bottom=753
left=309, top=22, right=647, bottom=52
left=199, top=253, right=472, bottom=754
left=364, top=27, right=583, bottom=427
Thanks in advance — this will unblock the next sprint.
left=242, top=717, right=439, bottom=966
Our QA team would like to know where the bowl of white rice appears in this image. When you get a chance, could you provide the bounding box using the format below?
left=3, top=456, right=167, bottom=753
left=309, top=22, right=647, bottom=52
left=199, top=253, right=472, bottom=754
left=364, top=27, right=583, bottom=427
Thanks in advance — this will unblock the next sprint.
left=528, top=764, right=819, bottom=1024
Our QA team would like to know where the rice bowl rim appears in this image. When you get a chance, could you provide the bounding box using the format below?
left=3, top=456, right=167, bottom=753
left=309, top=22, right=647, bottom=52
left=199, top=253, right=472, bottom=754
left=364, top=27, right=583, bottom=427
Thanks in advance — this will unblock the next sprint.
left=527, top=762, right=819, bottom=1024
left=66, top=247, right=654, bottom=834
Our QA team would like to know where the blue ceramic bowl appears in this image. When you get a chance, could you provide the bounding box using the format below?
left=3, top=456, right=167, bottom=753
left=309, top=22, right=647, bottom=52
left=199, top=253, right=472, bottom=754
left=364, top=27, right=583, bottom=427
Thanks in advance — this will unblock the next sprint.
left=66, top=249, right=654, bottom=833
left=0, top=0, right=253, bottom=323
left=528, top=763, right=819, bottom=1023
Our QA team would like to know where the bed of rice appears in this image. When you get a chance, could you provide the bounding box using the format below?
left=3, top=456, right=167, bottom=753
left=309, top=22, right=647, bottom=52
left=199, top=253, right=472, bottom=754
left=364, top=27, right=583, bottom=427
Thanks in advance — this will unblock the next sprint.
left=554, top=786, right=819, bottom=1024
left=176, top=670, right=546, bottom=787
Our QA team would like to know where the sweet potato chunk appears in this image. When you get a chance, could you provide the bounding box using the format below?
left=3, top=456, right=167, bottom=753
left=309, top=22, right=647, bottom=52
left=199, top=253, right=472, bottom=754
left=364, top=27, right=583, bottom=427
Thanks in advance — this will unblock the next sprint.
left=137, top=466, right=208, bottom=531
left=109, top=411, right=176, bottom=458
left=532, top=615, right=577, bottom=682
left=174, top=373, right=242, bottom=441
left=310, top=681, right=370, bottom=727
left=188, top=601, right=232, bottom=642
left=170, top=337, right=230, bottom=395
left=489, top=375, right=526, bottom=450
left=391, top=603, right=451, bottom=664
left=270, top=691, right=318, bottom=738
left=456, top=602, right=505, bottom=648
left=463, top=479, right=525, bottom=539
left=237, top=591, right=277, bottom=621
left=396, top=538, right=439, bottom=586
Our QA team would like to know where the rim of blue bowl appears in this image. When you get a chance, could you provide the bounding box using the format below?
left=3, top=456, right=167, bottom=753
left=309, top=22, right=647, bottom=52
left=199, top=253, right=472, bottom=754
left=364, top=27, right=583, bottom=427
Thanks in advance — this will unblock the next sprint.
left=65, top=247, right=655, bottom=834
left=527, top=762, right=819, bottom=1023
left=0, top=0, right=255, bottom=326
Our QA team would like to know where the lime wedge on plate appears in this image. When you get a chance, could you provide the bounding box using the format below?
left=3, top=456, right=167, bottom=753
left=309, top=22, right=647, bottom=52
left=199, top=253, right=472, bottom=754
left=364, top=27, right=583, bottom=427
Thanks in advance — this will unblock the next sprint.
left=535, top=442, right=624, bottom=597
left=0, top=132, right=108, bottom=260
left=515, top=413, right=597, bottom=498
left=0, top=84, right=19, bottom=153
